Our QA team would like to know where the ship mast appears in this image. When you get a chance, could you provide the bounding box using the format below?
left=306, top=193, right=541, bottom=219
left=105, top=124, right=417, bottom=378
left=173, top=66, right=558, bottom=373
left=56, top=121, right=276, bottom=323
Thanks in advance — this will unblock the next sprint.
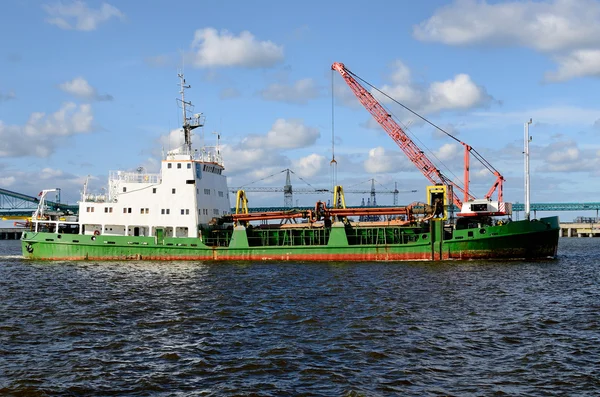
left=178, top=73, right=201, bottom=156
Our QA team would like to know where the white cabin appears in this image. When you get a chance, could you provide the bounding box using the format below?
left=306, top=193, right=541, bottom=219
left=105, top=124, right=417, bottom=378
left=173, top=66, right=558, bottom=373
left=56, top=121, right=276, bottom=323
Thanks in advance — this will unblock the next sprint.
left=76, top=73, right=231, bottom=238
left=78, top=147, right=230, bottom=238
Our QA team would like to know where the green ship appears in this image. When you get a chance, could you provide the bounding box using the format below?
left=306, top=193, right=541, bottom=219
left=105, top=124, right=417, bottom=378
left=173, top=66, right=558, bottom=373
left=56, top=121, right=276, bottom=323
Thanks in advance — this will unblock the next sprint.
left=21, top=68, right=560, bottom=261
left=21, top=194, right=559, bottom=261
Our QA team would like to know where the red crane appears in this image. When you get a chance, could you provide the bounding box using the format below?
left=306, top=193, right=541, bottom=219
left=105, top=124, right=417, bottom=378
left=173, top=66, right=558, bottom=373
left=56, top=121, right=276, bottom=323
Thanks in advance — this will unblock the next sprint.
left=331, top=62, right=505, bottom=210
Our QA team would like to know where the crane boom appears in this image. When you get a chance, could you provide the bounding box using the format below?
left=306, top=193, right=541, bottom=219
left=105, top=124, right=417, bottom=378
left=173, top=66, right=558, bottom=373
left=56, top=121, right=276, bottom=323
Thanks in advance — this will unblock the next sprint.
left=332, top=62, right=474, bottom=208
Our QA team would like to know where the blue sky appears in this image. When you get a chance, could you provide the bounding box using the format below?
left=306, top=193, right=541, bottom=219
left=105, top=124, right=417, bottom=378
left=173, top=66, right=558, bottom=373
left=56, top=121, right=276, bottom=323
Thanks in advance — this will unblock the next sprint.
left=1, top=0, right=600, bottom=219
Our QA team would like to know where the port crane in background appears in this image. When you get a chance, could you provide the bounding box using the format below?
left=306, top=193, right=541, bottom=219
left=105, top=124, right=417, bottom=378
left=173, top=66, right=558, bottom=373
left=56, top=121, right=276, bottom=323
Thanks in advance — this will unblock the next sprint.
left=229, top=169, right=416, bottom=207
left=332, top=62, right=508, bottom=217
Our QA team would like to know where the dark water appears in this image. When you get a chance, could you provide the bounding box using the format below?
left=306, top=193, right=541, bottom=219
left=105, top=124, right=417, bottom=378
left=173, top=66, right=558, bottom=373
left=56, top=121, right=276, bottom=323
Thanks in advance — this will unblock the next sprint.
left=1, top=239, right=599, bottom=396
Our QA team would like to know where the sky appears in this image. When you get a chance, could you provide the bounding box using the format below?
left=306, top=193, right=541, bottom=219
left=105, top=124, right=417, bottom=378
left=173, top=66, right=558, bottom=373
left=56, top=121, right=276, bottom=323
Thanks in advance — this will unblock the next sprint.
left=1, top=0, right=600, bottom=220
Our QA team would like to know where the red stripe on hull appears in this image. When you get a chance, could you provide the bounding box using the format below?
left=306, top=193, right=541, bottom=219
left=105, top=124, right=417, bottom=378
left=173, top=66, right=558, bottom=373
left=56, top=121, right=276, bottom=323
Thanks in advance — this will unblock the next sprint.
left=29, top=252, right=435, bottom=261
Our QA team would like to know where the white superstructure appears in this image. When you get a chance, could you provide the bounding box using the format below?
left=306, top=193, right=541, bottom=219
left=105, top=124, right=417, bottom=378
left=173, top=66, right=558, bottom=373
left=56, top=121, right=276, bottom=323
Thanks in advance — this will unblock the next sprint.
left=77, top=74, right=231, bottom=238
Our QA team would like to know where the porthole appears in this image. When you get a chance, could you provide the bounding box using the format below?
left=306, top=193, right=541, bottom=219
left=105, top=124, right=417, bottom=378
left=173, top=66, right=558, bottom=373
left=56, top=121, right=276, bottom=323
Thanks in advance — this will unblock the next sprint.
left=479, top=229, right=486, bottom=235
left=422, top=234, right=428, bottom=240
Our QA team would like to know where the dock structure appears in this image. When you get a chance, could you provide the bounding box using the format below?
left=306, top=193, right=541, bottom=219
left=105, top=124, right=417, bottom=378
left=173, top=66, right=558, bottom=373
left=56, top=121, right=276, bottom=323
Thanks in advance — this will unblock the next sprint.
left=560, top=222, right=600, bottom=237
left=0, top=228, right=22, bottom=240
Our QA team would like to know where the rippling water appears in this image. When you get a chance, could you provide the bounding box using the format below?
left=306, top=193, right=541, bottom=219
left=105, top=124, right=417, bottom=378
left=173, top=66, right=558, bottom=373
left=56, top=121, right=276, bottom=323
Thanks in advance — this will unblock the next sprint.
left=1, top=238, right=599, bottom=396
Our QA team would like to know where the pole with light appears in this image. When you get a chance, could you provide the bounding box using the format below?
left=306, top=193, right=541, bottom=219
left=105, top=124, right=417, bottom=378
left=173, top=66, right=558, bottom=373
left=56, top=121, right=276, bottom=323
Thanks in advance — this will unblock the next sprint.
left=524, top=119, right=532, bottom=220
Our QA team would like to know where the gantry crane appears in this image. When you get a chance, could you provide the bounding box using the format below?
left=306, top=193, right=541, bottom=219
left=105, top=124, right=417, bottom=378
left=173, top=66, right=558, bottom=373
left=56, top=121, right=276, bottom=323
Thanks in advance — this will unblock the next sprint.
left=332, top=62, right=508, bottom=216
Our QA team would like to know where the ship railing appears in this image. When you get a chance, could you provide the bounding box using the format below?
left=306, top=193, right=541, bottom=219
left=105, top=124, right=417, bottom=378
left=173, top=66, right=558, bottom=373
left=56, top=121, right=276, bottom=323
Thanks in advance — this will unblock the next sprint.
left=109, top=171, right=161, bottom=184
left=198, top=149, right=223, bottom=166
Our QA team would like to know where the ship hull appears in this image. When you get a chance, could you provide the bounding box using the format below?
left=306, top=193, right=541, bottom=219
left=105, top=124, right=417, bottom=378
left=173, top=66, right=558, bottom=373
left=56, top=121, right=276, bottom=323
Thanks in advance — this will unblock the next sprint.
left=21, top=216, right=559, bottom=262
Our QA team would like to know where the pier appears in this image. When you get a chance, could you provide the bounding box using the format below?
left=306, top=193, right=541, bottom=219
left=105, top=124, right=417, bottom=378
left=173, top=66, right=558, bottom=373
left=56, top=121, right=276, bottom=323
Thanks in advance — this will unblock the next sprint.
left=0, top=228, right=22, bottom=240
left=559, top=222, right=600, bottom=238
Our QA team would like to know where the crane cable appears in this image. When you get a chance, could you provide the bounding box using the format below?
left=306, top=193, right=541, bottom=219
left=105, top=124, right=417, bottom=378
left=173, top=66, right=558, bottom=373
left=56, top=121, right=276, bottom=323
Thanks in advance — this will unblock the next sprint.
left=345, top=68, right=501, bottom=176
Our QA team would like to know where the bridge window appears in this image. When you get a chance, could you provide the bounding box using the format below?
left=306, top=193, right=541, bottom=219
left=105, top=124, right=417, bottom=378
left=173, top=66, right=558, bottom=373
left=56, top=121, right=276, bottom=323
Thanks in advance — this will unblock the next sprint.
left=177, top=163, right=181, bottom=169
left=172, top=188, right=176, bottom=194
left=187, top=163, right=191, bottom=169
left=153, top=188, right=157, bottom=194
left=218, top=191, right=224, bottom=197
left=204, top=189, right=210, bottom=195
left=122, top=187, right=127, bottom=193
left=168, top=163, right=172, bottom=169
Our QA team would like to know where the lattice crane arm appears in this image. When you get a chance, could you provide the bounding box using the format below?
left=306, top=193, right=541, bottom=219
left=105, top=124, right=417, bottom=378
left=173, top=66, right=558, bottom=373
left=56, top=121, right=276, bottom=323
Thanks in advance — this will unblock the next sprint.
left=332, top=62, right=466, bottom=207
left=332, top=62, right=474, bottom=208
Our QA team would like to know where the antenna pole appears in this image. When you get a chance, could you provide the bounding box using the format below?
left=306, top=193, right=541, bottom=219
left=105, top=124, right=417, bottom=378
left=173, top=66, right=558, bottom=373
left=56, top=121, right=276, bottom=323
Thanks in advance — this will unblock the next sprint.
left=524, top=119, right=532, bottom=220
left=178, top=72, right=192, bottom=154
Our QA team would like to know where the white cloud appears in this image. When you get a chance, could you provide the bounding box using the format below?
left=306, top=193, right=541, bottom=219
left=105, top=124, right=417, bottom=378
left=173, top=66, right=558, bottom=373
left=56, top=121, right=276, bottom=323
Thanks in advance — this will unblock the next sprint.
left=190, top=28, right=284, bottom=68
left=292, top=154, right=326, bottom=178
left=428, top=74, right=490, bottom=111
left=153, top=124, right=295, bottom=177
left=259, top=78, right=320, bottom=104
left=0, top=176, right=16, bottom=187
left=373, top=60, right=492, bottom=115
left=0, top=167, right=88, bottom=202
left=414, top=0, right=600, bottom=52
left=59, top=77, right=113, bottom=101
left=158, top=128, right=185, bottom=152
left=43, top=1, right=125, bottom=31
left=414, top=0, right=600, bottom=81
left=433, top=143, right=462, bottom=162
left=243, top=119, right=320, bottom=150
left=220, top=145, right=288, bottom=175
left=541, top=140, right=600, bottom=172
left=60, top=77, right=94, bottom=97
left=364, top=146, right=409, bottom=173
left=39, top=167, right=65, bottom=180
left=545, top=49, right=600, bottom=82
left=0, top=102, right=93, bottom=157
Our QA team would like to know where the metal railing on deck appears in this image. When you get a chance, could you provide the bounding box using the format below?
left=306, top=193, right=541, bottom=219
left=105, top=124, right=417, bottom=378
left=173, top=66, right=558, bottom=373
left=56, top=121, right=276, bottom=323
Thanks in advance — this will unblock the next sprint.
left=109, top=171, right=161, bottom=184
